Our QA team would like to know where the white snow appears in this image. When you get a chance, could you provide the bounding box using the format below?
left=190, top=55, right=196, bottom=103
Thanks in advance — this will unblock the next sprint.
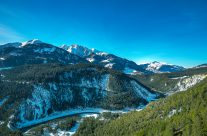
left=104, top=63, right=114, bottom=69
left=96, top=52, right=108, bottom=56
left=145, top=61, right=166, bottom=73
left=63, top=44, right=92, bottom=57
left=86, top=58, right=95, bottom=62
left=168, top=109, right=177, bottom=118
left=7, top=115, right=14, bottom=130
left=21, top=39, right=43, bottom=47
left=0, top=57, right=5, bottom=60
left=16, top=85, right=51, bottom=128
left=168, top=108, right=182, bottom=118
left=130, top=80, right=157, bottom=102
left=61, top=44, right=108, bottom=58
left=101, top=59, right=110, bottom=63
left=0, top=121, right=4, bottom=126
left=140, top=61, right=185, bottom=73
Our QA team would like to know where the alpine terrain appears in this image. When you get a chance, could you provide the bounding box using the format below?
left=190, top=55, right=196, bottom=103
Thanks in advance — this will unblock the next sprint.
left=0, top=40, right=206, bottom=136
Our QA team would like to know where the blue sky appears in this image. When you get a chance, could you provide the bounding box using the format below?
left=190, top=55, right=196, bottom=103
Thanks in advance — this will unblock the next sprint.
left=0, top=0, right=207, bottom=67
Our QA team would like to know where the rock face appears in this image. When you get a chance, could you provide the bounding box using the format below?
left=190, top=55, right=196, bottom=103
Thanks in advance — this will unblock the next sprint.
left=133, top=66, right=207, bottom=95
left=0, top=64, right=160, bottom=129
left=171, top=74, right=207, bottom=92
left=138, top=61, right=185, bottom=73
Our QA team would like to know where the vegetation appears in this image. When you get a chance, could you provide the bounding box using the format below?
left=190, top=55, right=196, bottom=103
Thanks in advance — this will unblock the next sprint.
left=0, top=63, right=159, bottom=135
left=133, top=67, right=207, bottom=93
left=75, top=112, right=121, bottom=136
left=75, top=77, right=207, bottom=136
left=23, top=116, right=78, bottom=136
left=0, top=63, right=156, bottom=111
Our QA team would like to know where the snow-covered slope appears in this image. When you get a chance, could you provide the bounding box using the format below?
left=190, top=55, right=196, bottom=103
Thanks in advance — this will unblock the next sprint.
left=60, top=44, right=149, bottom=74
left=0, top=40, right=87, bottom=67
left=60, top=44, right=108, bottom=58
left=138, top=61, right=185, bottom=73
left=21, top=39, right=43, bottom=47
left=61, top=44, right=93, bottom=57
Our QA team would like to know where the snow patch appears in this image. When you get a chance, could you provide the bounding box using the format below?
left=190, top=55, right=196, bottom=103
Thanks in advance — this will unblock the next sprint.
left=21, top=39, right=43, bottom=47
left=86, top=58, right=95, bottom=62
left=130, top=81, right=157, bottom=102
left=0, top=121, right=4, bottom=126
left=16, top=85, right=51, bottom=128
left=168, top=108, right=182, bottom=118
left=0, top=57, right=5, bottom=60
left=101, top=59, right=110, bottom=63
left=104, top=63, right=114, bottom=69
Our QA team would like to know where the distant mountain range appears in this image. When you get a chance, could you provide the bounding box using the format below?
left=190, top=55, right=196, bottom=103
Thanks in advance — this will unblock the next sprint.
left=59, top=43, right=187, bottom=74
left=138, top=61, right=185, bottom=73
left=1, top=39, right=205, bottom=75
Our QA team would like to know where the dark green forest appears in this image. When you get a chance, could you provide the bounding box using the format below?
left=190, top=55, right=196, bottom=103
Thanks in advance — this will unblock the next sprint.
left=75, top=77, right=207, bottom=136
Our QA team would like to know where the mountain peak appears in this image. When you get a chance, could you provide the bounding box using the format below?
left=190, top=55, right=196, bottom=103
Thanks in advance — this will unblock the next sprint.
left=60, top=44, right=108, bottom=57
left=150, top=61, right=166, bottom=65
left=21, top=39, right=43, bottom=47
left=139, top=61, right=185, bottom=73
left=61, top=44, right=92, bottom=57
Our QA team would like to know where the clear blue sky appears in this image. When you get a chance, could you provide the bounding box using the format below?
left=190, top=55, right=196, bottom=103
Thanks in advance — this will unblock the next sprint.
left=0, top=0, right=207, bottom=67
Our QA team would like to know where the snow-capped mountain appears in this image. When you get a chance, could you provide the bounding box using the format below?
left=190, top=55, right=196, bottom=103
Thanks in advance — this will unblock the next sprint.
left=21, top=39, right=43, bottom=47
left=138, top=61, right=185, bottom=73
left=61, top=44, right=93, bottom=57
left=0, top=40, right=87, bottom=67
left=60, top=44, right=150, bottom=74
left=60, top=44, right=108, bottom=58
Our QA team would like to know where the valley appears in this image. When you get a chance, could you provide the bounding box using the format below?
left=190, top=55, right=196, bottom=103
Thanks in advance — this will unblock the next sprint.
left=0, top=40, right=206, bottom=136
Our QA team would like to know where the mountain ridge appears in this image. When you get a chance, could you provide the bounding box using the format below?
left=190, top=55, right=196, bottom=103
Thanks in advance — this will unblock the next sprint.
left=0, top=40, right=190, bottom=74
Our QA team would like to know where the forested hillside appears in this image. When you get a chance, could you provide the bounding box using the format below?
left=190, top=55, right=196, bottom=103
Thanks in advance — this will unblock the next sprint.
left=133, top=67, right=207, bottom=93
left=75, top=77, right=207, bottom=136
left=0, top=63, right=161, bottom=135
